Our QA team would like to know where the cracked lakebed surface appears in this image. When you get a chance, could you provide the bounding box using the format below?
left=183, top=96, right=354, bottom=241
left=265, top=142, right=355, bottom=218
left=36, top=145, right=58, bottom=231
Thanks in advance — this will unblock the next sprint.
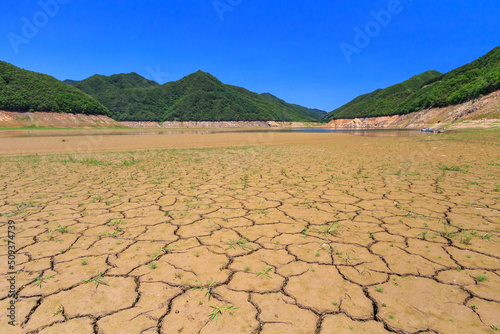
left=0, top=131, right=499, bottom=333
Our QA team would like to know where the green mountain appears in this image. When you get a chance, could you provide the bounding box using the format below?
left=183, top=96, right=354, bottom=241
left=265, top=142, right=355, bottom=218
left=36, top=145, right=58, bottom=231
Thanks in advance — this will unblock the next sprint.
left=0, top=61, right=109, bottom=116
left=63, top=79, right=78, bottom=85
left=324, top=46, right=500, bottom=121
left=68, top=71, right=325, bottom=122
left=260, top=93, right=326, bottom=120
left=65, top=73, right=159, bottom=96
left=323, top=70, right=442, bottom=121
left=398, top=46, right=500, bottom=114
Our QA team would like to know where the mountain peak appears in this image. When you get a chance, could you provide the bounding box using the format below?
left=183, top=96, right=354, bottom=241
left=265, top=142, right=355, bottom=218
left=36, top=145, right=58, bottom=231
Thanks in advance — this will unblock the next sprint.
left=176, top=70, right=223, bottom=89
left=60, top=68, right=325, bottom=122
left=66, top=72, right=159, bottom=95
left=183, top=70, right=219, bottom=80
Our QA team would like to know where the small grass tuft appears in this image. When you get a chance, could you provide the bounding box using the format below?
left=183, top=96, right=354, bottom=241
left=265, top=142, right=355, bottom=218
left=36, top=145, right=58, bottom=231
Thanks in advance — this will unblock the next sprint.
left=53, top=304, right=63, bottom=316
left=55, top=224, right=69, bottom=234
left=226, top=238, right=253, bottom=251
left=82, top=272, right=109, bottom=289
left=34, top=274, right=56, bottom=288
left=438, top=164, right=467, bottom=173
left=190, top=280, right=221, bottom=301
left=256, top=266, right=273, bottom=280
left=206, top=304, right=239, bottom=324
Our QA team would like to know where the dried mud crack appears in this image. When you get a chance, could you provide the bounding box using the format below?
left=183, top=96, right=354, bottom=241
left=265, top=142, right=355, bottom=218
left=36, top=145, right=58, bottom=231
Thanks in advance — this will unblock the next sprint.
left=0, top=131, right=499, bottom=333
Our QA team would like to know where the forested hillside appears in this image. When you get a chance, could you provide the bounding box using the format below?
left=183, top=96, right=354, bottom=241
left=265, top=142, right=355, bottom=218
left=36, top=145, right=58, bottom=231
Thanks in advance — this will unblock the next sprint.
left=324, top=46, right=500, bottom=120
left=65, top=73, right=159, bottom=96
left=0, top=61, right=109, bottom=116
left=323, top=71, right=442, bottom=121
left=398, top=46, right=500, bottom=114
left=69, top=71, right=325, bottom=122
left=260, top=93, right=326, bottom=120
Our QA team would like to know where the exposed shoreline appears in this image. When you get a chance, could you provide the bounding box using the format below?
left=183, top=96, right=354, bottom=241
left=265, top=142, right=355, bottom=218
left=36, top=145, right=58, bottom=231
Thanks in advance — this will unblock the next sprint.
left=0, top=131, right=352, bottom=156
left=0, top=90, right=498, bottom=130
left=0, top=110, right=122, bottom=128
left=119, top=121, right=313, bottom=128
left=324, top=90, right=500, bottom=130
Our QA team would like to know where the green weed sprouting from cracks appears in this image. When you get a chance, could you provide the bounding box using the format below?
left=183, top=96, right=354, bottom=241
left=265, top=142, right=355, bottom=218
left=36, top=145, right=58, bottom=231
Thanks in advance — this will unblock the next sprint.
left=82, top=272, right=109, bottom=289
left=190, top=280, right=221, bottom=300
left=226, top=238, right=253, bottom=251
left=256, top=266, right=273, bottom=280
left=206, top=304, right=239, bottom=324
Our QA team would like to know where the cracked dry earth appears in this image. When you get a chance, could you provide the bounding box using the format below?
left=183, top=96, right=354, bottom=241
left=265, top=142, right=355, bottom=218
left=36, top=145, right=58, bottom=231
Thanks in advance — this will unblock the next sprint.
left=0, top=131, right=499, bottom=334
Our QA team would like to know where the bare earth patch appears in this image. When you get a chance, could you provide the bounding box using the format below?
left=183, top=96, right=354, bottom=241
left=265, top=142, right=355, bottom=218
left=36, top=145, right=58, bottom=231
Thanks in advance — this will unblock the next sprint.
left=0, top=130, right=499, bottom=333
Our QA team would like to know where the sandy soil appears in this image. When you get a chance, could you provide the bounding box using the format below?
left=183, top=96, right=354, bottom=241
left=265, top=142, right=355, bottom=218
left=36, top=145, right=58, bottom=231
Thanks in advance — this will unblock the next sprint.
left=0, top=131, right=343, bottom=156
left=0, top=131, right=499, bottom=333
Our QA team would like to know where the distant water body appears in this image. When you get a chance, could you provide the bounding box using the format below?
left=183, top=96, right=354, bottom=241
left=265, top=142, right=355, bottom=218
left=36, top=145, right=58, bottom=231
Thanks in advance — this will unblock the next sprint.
left=0, top=127, right=425, bottom=138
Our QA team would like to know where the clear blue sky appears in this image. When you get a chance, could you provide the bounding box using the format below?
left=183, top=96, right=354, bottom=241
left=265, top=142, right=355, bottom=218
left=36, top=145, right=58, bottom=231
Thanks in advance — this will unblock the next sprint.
left=1, top=0, right=499, bottom=111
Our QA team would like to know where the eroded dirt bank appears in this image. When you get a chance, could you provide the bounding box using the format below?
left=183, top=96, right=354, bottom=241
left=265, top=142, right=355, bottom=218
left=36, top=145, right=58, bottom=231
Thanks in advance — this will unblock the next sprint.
left=0, top=111, right=122, bottom=128
left=120, top=121, right=310, bottom=128
left=325, top=89, right=500, bottom=129
left=0, top=111, right=312, bottom=129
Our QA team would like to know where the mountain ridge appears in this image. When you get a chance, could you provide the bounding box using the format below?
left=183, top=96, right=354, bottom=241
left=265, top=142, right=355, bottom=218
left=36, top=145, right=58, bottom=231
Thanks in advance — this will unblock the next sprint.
left=260, top=93, right=327, bottom=120
left=1, top=45, right=498, bottom=123
left=323, top=46, right=500, bottom=121
left=323, top=70, right=443, bottom=121
left=67, top=70, right=325, bottom=122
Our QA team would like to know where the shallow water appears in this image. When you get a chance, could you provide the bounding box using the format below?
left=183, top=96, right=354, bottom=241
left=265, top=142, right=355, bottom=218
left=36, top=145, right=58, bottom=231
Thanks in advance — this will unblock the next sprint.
left=0, top=127, right=425, bottom=138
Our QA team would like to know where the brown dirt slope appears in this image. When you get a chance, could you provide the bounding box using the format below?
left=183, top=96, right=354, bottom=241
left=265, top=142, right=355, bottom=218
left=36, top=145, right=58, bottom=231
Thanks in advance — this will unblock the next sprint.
left=326, top=89, right=500, bottom=130
left=0, top=111, right=122, bottom=128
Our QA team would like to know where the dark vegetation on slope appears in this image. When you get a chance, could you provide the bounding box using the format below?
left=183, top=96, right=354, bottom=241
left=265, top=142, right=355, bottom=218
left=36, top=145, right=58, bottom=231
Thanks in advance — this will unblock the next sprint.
left=68, top=71, right=325, bottom=122
left=260, top=92, right=327, bottom=120
left=398, top=46, right=500, bottom=113
left=323, top=71, right=442, bottom=121
left=324, top=46, right=500, bottom=121
left=65, top=73, right=159, bottom=96
left=0, top=61, right=109, bottom=116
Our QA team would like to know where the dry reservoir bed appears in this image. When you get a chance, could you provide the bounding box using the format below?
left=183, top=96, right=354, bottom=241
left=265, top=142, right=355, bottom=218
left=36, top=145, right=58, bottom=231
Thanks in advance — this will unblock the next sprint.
left=0, top=131, right=499, bottom=333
